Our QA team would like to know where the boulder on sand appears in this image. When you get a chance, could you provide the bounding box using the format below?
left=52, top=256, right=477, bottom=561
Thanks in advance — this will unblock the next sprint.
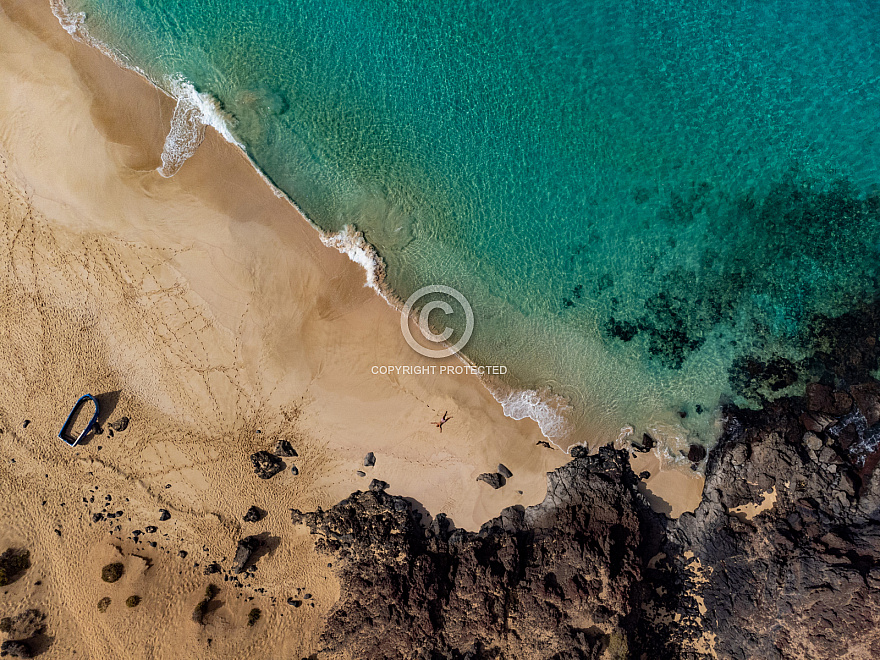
left=243, top=506, right=266, bottom=523
left=232, top=535, right=264, bottom=574
left=363, top=452, right=376, bottom=467
left=273, top=439, right=297, bottom=457
left=250, top=451, right=285, bottom=479
left=476, top=473, right=505, bottom=489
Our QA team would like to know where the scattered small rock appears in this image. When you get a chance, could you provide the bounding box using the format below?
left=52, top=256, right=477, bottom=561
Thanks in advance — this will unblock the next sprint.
left=633, top=434, right=655, bottom=453
left=497, top=464, right=513, bottom=479
left=158, top=509, right=171, bottom=521
left=203, top=563, right=221, bottom=575
left=125, top=595, right=141, bottom=608
left=287, top=598, right=302, bottom=607
left=243, top=506, right=266, bottom=523
left=178, top=550, right=188, bottom=559
left=250, top=451, right=285, bottom=479
left=109, top=417, right=129, bottom=432
left=97, top=597, right=111, bottom=613
left=368, top=479, right=389, bottom=493
left=803, top=431, right=823, bottom=451
left=247, top=607, right=262, bottom=626
left=290, top=465, right=299, bottom=476
left=232, top=536, right=264, bottom=574
left=145, top=526, right=157, bottom=534
left=273, top=439, right=297, bottom=457
left=22, top=420, right=30, bottom=429
left=476, top=473, right=505, bottom=489
left=101, top=563, right=124, bottom=583
left=363, top=452, right=376, bottom=467
left=356, top=470, right=366, bottom=477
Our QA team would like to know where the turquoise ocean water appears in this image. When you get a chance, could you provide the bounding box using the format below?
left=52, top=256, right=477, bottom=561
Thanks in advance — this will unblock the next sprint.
left=61, top=0, right=880, bottom=447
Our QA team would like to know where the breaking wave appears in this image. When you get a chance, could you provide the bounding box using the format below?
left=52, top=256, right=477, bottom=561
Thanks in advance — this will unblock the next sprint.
left=158, top=75, right=240, bottom=177
left=492, top=386, right=572, bottom=446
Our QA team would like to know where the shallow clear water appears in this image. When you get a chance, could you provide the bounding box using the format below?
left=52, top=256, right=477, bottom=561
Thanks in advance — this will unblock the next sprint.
left=65, top=0, right=880, bottom=445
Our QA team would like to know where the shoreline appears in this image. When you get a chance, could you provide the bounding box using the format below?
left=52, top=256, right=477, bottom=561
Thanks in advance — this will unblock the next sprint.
left=48, top=0, right=581, bottom=449
left=39, top=0, right=703, bottom=516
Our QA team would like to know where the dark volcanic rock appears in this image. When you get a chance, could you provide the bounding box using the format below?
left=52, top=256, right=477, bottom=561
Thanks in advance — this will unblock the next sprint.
left=292, top=446, right=668, bottom=659
left=273, top=439, right=297, bottom=457
left=363, top=452, right=376, bottom=467
left=250, top=451, right=285, bottom=479
left=368, top=479, right=389, bottom=492
left=232, top=535, right=264, bottom=574
left=476, top=472, right=505, bottom=489
left=108, top=416, right=129, bottom=432
left=0, top=609, right=44, bottom=639
left=0, top=549, right=30, bottom=586
left=243, top=506, right=266, bottom=523
left=632, top=433, right=656, bottom=453
left=667, top=396, right=880, bottom=660
left=687, top=444, right=707, bottom=463
left=158, top=509, right=171, bottom=521
left=0, top=640, right=32, bottom=659
left=497, top=463, right=513, bottom=479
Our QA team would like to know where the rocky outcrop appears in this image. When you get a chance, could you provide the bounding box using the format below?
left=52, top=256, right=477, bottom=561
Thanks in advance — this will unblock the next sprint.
left=292, top=445, right=670, bottom=659
left=0, top=610, right=44, bottom=640
left=668, top=393, right=880, bottom=659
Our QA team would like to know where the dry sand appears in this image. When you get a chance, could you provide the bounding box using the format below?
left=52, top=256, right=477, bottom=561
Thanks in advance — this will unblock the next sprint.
left=0, top=1, right=704, bottom=657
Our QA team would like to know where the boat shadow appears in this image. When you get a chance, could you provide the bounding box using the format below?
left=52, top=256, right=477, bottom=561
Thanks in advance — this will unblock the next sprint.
left=76, top=390, right=121, bottom=446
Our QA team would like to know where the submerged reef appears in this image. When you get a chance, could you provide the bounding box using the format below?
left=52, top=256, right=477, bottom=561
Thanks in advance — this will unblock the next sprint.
left=599, top=171, right=880, bottom=372
left=292, top=301, right=880, bottom=659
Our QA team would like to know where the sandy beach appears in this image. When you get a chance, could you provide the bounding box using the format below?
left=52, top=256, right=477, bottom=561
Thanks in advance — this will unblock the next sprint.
left=0, top=1, right=703, bottom=657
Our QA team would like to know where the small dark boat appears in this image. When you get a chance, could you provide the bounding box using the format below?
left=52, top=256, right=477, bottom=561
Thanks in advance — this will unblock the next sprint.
left=58, top=394, right=100, bottom=447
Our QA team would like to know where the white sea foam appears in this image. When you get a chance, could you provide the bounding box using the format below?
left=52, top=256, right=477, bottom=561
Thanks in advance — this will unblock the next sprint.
left=158, top=75, right=241, bottom=178
left=492, top=387, right=572, bottom=445
left=319, top=225, right=388, bottom=295
left=50, top=0, right=86, bottom=39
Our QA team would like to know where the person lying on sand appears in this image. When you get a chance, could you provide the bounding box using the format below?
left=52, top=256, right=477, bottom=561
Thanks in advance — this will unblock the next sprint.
left=432, top=411, right=451, bottom=432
